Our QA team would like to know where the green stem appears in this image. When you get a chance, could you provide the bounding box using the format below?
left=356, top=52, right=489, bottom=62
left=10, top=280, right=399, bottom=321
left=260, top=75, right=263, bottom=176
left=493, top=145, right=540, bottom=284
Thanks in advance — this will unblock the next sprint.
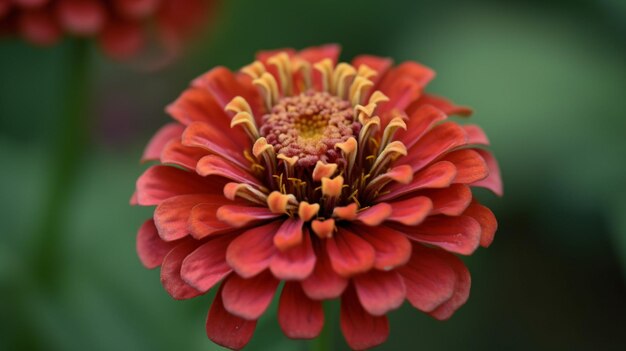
left=31, top=39, right=91, bottom=288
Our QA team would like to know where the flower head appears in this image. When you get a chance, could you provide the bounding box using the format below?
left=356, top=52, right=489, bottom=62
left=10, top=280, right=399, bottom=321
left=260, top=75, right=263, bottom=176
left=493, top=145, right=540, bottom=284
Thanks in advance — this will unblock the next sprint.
left=0, top=0, right=214, bottom=61
left=133, top=44, right=502, bottom=350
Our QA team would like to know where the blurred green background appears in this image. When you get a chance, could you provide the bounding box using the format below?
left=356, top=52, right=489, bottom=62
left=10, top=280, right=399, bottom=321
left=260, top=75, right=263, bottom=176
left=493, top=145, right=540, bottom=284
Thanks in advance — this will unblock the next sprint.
left=1, top=0, right=625, bottom=350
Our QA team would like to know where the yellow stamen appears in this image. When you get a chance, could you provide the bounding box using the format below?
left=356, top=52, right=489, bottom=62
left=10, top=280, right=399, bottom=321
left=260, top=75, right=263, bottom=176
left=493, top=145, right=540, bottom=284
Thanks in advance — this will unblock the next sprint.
left=312, top=161, right=338, bottom=182
left=311, top=218, right=335, bottom=238
left=225, top=96, right=254, bottom=115
left=321, top=175, right=344, bottom=198
left=369, top=90, right=391, bottom=105
left=356, top=91, right=389, bottom=123
left=313, top=59, right=334, bottom=93
left=335, top=137, right=358, bottom=180
left=223, top=182, right=268, bottom=205
left=357, top=116, right=380, bottom=164
left=293, top=59, right=312, bottom=91
left=380, top=115, right=407, bottom=152
left=253, top=72, right=280, bottom=111
left=298, top=201, right=320, bottom=221
left=267, top=191, right=297, bottom=214
left=364, top=164, right=413, bottom=200
left=241, top=60, right=266, bottom=79
left=332, top=63, right=357, bottom=99
left=253, top=137, right=277, bottom=176
left=268, top=52, right=293, bottom=96
left=349, top=76, right=374, bottom=106
left=333, top=203, right=359, bottom=220
left=230, top=111, right=260, bottom=141
left=277, top=154, right=298, bottom=187
left=370, top=141, right=407, bottom=178
left=252, top=137, right=273, bottom=158
left=356, top=64, right=377, bottom=80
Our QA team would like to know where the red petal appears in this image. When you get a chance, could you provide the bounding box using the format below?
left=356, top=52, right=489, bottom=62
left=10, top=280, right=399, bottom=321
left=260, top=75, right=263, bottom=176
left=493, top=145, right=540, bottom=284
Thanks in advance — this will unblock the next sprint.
left=130, top=191, right=138, bottom=205
left=135, top=165, right=220, bottom=206
left=160, top=241, right=203, bottom=300
left=141, top=123, right=184, bottom=162
left=383, top=61, right=435, bottom=89
left=410, top=93, right=473, bottom=117
left=167, top=87, right=227, bottom=126
left=196, top=154, right=261, bottom=186
left=355, top=203, right=392, bottom=226
left=463, top=124, right=489, bottom=145
left=463, top=202, right=497, bottom=247
left=471, top=149, right=503, bottom=196
left=301, top=243, right=348, bottom=299
left=192, top=66, right=262, bottom=117
left=273, top=217, right=304, bottom=251
left=398, top=105, right=447, bottom=150
left=154, top=194, right=224, bottom=241
left=180, top=235, right=233, bottom=292
left=160, top=139, right=207, bottom=170
left=270, top=228, right=316, bottom=280
left=378, top=61, right=435, bottom=116
left=256, top=47, right=296, bottom=63
left=354, top=270, right=406, bottom=316
left=182, top=122, right=249, bottom=169
left=226, top=221, right=281, bottom=278
left=394, top=215, right=481, bottom=255
left=217, top=205, right=281, bottom=228
left=188, top=202, right=233, bottom=239
left=278, top=282, right=324, bottom=339
left=378, top=76, right=423, bottom=121
left=351, top=55, right=393, bottom=88
left=424, top=184, right=473, bottom=216
left=379, top=161, right=457, bottom=202
left=442, top=149, right=489, bottom=184
left=221, top=271, right=279, bottom=320
left=298, top=44, right=341, bottom=64
left=427, top=251, right=471, bottom=320
left=402, top=122, right=468, bottom=172
left=326, top=228, right=375, bottom=277
left=387, top=196, right=433, bottom=226
left=398, top=244, right=457, bottom=312
left=167, top=87, right=250, bottom=146
left=206, top=284, right=257, bottom=350
left=353, top=224, right=412, bottom=271
left=340, top=285, right=389, bottom=350
left=136, top=219, right=177, bottom=269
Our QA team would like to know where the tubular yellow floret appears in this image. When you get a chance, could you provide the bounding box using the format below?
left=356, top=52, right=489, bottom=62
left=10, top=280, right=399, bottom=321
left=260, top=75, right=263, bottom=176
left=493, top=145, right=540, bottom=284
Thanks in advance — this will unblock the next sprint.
left=253, top=72, right=280, bottom=110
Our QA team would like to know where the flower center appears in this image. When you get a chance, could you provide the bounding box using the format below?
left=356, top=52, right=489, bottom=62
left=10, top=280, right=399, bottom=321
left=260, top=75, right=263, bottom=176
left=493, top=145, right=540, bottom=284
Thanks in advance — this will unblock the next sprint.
left=259, top=91, right=360, bottom=168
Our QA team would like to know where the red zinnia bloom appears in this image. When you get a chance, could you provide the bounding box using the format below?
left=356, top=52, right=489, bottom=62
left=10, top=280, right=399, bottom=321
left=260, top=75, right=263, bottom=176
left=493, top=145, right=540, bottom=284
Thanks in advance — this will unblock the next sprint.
left=0, top=0, right=214, bottom=60
left=133, top=44, right=502, bottom=350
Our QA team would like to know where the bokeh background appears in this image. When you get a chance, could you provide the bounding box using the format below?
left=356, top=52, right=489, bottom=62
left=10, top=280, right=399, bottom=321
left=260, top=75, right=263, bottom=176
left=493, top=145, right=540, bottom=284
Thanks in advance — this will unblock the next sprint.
left=1, top=0, right=625, bottom=350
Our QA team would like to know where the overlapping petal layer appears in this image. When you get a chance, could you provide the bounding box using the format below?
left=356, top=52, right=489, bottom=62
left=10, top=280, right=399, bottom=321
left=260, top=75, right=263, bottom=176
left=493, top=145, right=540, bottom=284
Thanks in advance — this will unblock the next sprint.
left=133, top=45, right=501, bottom=350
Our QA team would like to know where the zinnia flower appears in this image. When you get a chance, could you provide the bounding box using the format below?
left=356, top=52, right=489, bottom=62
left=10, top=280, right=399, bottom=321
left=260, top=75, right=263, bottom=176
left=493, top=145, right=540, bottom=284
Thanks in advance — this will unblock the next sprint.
left=132, top=44, right=502, bottom=350
left=0, top=0, right=214, bottom=60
